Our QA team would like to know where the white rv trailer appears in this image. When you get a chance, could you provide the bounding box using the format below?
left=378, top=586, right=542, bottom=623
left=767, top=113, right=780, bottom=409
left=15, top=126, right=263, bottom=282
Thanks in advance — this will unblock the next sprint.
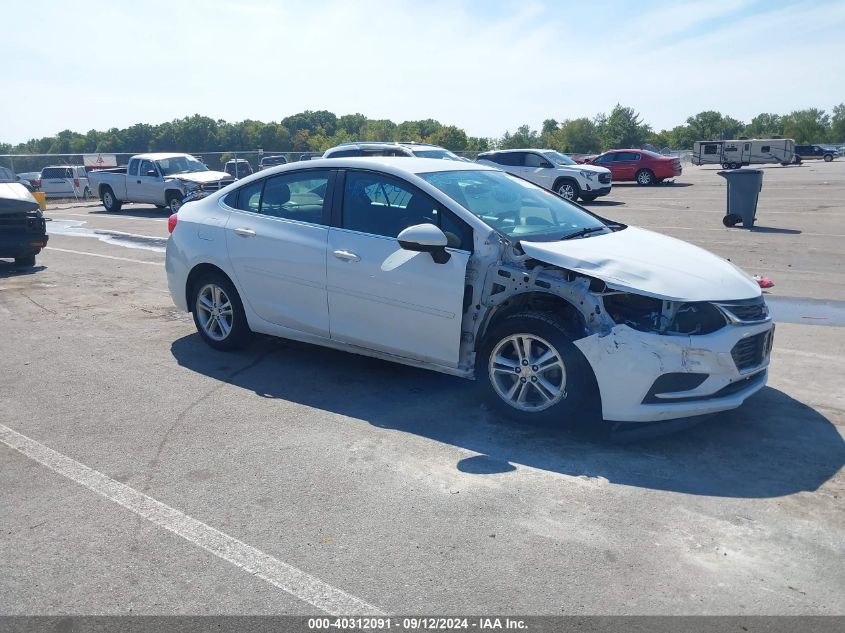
left=692, top=139, right=795, bottom=168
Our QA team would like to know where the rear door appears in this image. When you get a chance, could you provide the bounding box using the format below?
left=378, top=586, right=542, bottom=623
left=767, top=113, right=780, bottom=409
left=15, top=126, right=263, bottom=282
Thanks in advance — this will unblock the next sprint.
left=326, top=169, right=472, bottom=367
left=225, top=169, right=334, bottom=336
left=41, top=167, right=74, bottom=198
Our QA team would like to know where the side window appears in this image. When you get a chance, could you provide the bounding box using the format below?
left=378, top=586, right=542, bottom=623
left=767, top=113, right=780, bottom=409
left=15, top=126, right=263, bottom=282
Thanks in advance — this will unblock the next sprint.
left=440, top=209, right=473, bottom=251
left=139, top=160, right=156, bottom=177
left=761, top=145, right=771, bottom=153
left=495, top=153, right=523, bottom=167
left=703, top=144, right=719, bottom=155
left=234, top=179, right=263, bottom=213
left=595, top=153, right=614, bottom=164
left=744, top=143, right=751, bottom=151
left=128, top=159, right=139, bottom=177
left=260, top=171, right=330, bottom=224
left=342, top=171, right=438, bottom=238
left=524, top=153, right=546, bottom=168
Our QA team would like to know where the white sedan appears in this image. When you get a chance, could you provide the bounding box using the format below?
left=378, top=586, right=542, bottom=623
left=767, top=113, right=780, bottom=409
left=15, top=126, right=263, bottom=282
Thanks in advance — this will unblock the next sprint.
left=165, top=158, right=773, bottom=425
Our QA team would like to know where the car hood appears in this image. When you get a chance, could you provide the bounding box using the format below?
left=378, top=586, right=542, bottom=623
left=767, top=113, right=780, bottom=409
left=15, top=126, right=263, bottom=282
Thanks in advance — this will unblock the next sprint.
left=0, top=182, right=40, bottom=214
left=168, top=171, right=231, bottom=184
left=520, top=226, right=761, bottom=302
left=572, top=164, right=610, bottom=175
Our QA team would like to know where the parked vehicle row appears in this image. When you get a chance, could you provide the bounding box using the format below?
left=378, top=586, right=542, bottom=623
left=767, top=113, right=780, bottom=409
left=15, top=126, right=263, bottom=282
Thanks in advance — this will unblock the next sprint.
left=165, top=156, right=773, bottom=427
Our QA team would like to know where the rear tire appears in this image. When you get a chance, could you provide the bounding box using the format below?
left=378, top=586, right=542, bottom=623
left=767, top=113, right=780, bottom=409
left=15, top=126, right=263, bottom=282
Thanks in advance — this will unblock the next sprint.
left=729, top=162, right=739, bottom=170
left=479, top=312, right=597, bottom=426
left=553, top=179, right=580, bottom=201
left=15, top=255, right=36, bottom=267
left=635, top=169, right=655, bottom=185
left=190, top=271, right=252, bottom=351
left=101, top=187, right=122, bottom=212
left=723, top=214, right=741, bottom=227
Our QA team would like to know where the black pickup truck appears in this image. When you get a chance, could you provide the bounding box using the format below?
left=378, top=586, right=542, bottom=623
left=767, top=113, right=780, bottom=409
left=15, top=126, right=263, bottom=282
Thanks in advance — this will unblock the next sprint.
left=0, top=183, right=48, bottom=267
left=794, top=145, right=838, bottom=163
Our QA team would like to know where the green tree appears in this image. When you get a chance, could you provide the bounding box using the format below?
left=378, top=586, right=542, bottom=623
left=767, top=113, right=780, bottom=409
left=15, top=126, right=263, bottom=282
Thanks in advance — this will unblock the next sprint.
left=600, top=104, right=652, bottom=149
left=428, top=125, right=468, bottom=151
left=829, top=103, right=845, bottom=142
left=744, top=113, right=784, bottom=138
left=500, top=124, right=539, bottom=149
left=782, top=108, right=830, bottom=143
left=557, top=118, right=601, bottom=153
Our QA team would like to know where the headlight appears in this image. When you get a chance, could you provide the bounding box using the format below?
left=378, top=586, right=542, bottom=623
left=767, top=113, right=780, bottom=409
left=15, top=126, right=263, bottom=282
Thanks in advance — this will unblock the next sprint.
left=580, top=170, right=594, bottom=181
left=603, top=294, right=727, bottom=335
left=180, top=180, right=200, bottom=191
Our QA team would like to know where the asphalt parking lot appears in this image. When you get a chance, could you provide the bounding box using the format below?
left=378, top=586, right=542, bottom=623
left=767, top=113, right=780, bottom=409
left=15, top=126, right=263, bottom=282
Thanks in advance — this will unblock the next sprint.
left=1, top=162, right=843, bottom=615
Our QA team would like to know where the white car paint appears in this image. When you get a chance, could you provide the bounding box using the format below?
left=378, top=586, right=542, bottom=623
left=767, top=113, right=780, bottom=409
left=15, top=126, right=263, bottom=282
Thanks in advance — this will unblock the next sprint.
left=520, top=226, right=761, bottom=302
left=166, top=157, right=772, bottom=424
left=477, top=149, right=612, bottom=201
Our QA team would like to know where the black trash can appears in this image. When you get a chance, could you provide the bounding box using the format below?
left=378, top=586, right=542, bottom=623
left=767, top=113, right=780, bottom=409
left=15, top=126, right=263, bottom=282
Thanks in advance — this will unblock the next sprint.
left=718, top=169, right=763, bottom=228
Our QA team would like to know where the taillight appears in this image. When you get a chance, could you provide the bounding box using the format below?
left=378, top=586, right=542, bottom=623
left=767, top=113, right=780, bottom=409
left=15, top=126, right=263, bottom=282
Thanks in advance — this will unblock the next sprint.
left=74, top=178, right=80, bottom=187
left=168, top=213, right=178, bottom=234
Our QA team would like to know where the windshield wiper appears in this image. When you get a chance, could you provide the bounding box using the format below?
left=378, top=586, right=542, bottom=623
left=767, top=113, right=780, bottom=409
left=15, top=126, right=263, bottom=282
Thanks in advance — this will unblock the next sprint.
left=560, top=226, right=607, bottom=240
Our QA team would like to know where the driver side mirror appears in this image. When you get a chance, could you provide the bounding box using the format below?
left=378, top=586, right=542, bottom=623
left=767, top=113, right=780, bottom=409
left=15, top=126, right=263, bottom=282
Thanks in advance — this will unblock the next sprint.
left=397, top=224, right=451, bottom=264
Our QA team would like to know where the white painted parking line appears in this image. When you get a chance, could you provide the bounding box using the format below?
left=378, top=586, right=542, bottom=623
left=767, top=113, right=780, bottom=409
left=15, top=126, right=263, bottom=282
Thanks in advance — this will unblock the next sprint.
left=0, top=423, right=385, bottom=616
left=649, top=226, right=845, bottom=238
left=46, top=247, right=164, bottom=266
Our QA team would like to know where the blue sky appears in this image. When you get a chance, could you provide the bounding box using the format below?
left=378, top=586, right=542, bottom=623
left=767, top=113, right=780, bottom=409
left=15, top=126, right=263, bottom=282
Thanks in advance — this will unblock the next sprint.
left=1, top=0, right=843, bottom=144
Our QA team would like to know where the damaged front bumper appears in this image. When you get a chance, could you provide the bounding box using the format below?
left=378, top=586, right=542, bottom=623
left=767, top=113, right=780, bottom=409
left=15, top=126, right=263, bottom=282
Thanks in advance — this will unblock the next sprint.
left=574, top=321, right=774, bottom=422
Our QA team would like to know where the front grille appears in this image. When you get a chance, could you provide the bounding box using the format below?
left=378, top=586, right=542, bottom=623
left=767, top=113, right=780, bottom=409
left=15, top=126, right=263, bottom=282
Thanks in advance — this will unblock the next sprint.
left=716, top=297, right=769, bottom=322
left=0, top=213, right=27, bottom=230
left=731, top=330, right=773, bottom=370
left=598, top=173, right=611, bottom=184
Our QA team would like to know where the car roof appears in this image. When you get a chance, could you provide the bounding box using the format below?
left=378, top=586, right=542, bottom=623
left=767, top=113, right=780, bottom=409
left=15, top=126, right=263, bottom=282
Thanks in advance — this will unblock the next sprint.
left=133, top=153, right=196, bottom=160
left=480, top=148, right=551, bottom=154
left=255, top=156, right=498, bottom=177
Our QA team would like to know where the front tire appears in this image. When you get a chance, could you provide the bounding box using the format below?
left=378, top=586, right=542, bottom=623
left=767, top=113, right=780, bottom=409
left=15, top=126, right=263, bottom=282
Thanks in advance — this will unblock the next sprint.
left=635, top=169, right=655, bottom=185
left=167, top=192, right=184, bottom=214
left=824, top=154, right=833, bottom=162
left=101, top=187, right=122, bottom=212
left=15, top=255, right=36, bottom=267
left=191, top=272, right=252, bottom=351
left=479, top=312, right=596, bottom=425
left=554, top=179, right=580, bottom=201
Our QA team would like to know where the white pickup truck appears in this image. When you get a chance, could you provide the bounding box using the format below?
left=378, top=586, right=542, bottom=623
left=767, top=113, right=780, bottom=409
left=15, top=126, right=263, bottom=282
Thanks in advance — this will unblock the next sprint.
left=88, top=153, right=234, bottom=213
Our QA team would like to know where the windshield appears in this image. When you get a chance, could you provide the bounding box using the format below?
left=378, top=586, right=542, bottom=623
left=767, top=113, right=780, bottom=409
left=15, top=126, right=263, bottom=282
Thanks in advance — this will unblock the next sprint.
left=542, top=151, right=578, bottom=166
left=156, top=155, right=208, bottom=176
left=412, top=149, right=462, bottom=161
left=420, top=170, right=610, bottom=242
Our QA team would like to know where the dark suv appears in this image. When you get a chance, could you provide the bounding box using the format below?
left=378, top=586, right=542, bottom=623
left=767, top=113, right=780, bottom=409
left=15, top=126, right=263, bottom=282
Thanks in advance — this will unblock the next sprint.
left=0, top=183, right=48, bottom=267
left=794, top=145, right=838, bottom=163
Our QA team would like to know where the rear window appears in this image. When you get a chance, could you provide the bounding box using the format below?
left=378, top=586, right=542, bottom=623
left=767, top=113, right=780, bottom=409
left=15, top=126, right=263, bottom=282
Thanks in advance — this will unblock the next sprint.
left=42, top=167, right=72, bottom=179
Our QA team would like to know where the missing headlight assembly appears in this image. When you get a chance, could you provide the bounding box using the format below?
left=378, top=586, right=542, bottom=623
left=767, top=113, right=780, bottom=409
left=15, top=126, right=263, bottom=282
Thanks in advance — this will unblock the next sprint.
left=602, top=293, right=727, bottom=335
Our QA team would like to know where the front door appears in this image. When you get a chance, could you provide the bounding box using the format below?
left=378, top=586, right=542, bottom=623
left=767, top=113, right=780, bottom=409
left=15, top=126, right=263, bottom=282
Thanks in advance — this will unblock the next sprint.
left=225, top=169, right=335, bottom=336
left=326, top=170, right=471, bottom=367
left=125, top=159, right=145, bottom=202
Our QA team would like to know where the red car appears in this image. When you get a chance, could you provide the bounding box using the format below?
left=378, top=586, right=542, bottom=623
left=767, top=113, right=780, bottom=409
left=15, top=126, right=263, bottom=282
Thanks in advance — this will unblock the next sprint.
left=586, top=149, right=682, bottom=185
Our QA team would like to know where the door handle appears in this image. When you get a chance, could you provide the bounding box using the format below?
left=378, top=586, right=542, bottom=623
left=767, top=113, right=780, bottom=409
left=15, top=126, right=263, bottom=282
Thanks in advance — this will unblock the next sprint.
left=136, top=180, right=142, bottom=184
left=233, top=227, right=256, bottom=237
left=333, top=249, right=360, bottom=262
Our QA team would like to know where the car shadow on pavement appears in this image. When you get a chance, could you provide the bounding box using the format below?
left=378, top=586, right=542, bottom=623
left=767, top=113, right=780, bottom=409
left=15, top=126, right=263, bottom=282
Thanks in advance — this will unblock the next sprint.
left=0, top=262, right=46, bottom=277
left=580, top=200, right=625, bottom=207
left=171, top=334, right=845, bottom=499
left=92, top=207, right=170, bottom=219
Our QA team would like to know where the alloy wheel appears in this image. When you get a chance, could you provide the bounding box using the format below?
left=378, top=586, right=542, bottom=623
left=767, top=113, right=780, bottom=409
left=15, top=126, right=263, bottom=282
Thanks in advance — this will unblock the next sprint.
left=557, top=183, right=575, bottom=200
left=196, top=283, right=234, bottom=341
left=488, top=334, right=567, bottom=412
